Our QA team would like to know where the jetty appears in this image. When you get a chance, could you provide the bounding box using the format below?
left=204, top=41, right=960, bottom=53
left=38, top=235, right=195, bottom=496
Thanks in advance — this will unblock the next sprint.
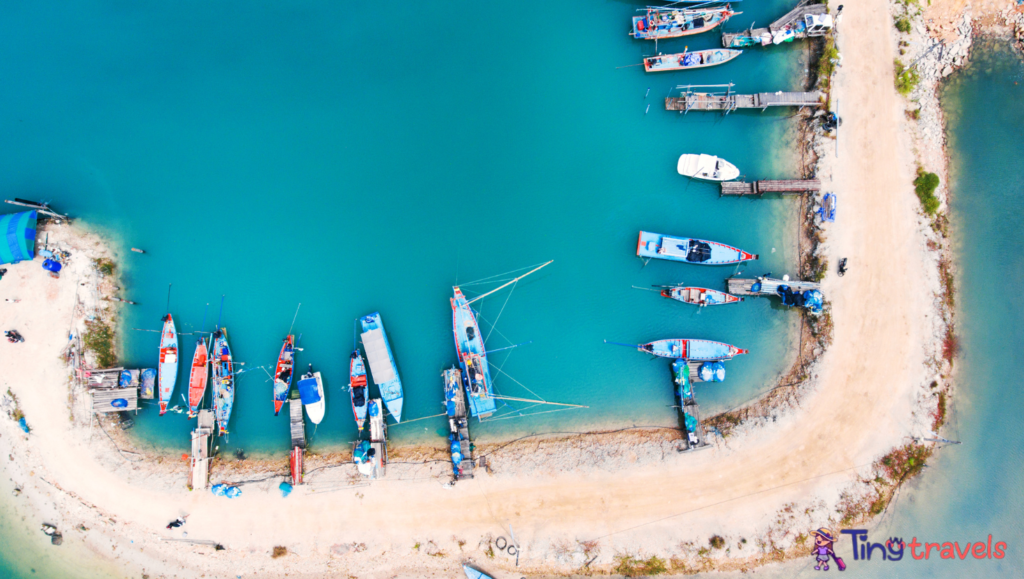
left=679, top=400, right=710, bottom=451
left=86, top=368, right=138, bottom=413
left=666, top=84, right=822, bottom=113
left=673, top=361, right=711, bottom=451
left=368, top=400, right=387, bottom=479
left=727, top=276, right=821, bottom=296
left=722, top=0, right=832, bottom=48
left=288, top=389, right=305, bottom=485
left=446, top=369, right=475, bottom=480
left=188, top=410, right=215, bottom=490
left=720, top=179, right=821, bottom=196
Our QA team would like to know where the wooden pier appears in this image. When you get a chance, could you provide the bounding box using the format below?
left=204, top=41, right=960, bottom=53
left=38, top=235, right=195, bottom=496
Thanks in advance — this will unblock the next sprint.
left=720, top=179, right=821, bottom=197
left=666, top=85, right=822, bottom=114
left=368, top=399, right=387, bottom=479
left=86, top=368, right=139, bottom=413
left=728, top=276, right=821, bottom=296
left=288, top=393, right=305, bottom=449
left=722, top=0, right=829, bottom=48
left=680, top=401, right=711, bottom=452
left=189, top=410, right=215, bottom=490
left=449, top=377, right=475, bottom=480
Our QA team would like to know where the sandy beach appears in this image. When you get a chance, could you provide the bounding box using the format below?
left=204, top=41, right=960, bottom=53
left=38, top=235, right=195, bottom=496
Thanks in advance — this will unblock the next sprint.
left=4, top=0, right=1014, bottom=576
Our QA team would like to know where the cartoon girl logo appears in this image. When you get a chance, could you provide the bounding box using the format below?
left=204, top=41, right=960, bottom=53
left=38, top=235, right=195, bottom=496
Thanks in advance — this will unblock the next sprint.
left=812, top=528, right=846, bottom=571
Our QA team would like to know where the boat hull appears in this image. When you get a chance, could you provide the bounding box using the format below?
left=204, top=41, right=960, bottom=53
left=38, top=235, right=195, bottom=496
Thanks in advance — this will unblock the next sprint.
left=211, top=329, right=234, bottom=436
left=158, top=315, right=178, bottom=415
left=662, top=287, right=743, bottom=306
left=298, top=371, right=325, bottom=425
left=632, top=9, right=736, bottom=40
left=349, top=350, right=368, bottom=430
left=644, top=49, right=741, bottom=73
left=676, top=154, right=741, bottom=181
left=640, top=339, right=748, bottom=361
left=187, top=339, right=209, bottom=417
left=451, top=288, right=497, bottom=418
left=273, top=335, right=294, bottom=416
left=637, top=231, right=757, bottom=265
left=360, top=313, right=404, bottom=422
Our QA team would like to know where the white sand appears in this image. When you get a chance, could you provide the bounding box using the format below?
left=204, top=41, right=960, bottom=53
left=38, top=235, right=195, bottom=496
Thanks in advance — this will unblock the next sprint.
left=0, top=3, right=967, bottom=574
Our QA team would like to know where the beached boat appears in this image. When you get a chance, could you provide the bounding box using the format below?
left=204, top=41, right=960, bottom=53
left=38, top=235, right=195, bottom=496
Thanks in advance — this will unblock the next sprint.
left=349, top=350, right=368, bottom=431
left=273, top=335, right=295, bottom=416
left=297, top=364, right=325, bottom=425
left=290, top=446, right=303, bottom=486
left=676, top=154, right=740, bottom=181
left=662, top=286, right=743, bottom=306
left=463, top=565, right=495, bottom=579
left=210, top=328, right=234, bottom=436
left=637, top=231, right=757, bottom=265
left=451, top=288, right=497, bottom=419
left=158, top=314, right=179, bottom=415
left=644, top=49, right=741, bottom=73
left=359, top=313, right=403, bottom=422
left=186, top=338, right=209, bottom=418
left=631, top=6, right=738, bottom=40
left=640, top=338, right=748, bottom=361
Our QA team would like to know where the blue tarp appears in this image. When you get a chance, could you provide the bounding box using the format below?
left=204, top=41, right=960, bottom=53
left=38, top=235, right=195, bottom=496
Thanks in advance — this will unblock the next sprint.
left=0, top=211, right=37, bottom=265
left=279, top=482, right=293, bottom=497
left=42, top=259, right=61, bottom=273
left=297, top=377, right=321, bottom=404
left=225, top=486, right=242, bottom=498
left=211, top=484, right=228, bottom=496
left=684, top=413, right=698, bottom=431
left=699, top=362, right=726, bottom=383
left=140, top=368, right=156, bottom=399
left=119, top=370, right=133, bottom=387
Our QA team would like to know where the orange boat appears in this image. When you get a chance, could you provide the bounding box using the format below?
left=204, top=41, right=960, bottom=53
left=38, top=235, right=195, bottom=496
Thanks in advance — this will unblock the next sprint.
left=273, top=335, right=295, bottom=416
left=187, top=339, right=209, bottom=418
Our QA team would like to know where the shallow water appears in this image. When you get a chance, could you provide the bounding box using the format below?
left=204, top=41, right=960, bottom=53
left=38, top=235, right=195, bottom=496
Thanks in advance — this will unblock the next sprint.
left=0, top=0, right=806, bottom=455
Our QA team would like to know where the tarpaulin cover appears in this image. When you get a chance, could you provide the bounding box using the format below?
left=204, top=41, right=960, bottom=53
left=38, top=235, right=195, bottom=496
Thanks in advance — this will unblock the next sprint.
left=211, top=484, right=228, bottom=496
left=699, top=361, right=726, bottom=382
left=684, top=413, right=698, bottom=431
left=353, top=440, right=370, bottom=463
left=297, top=377, right=321, bottom=404
left=0, top=211, right=37, bottom=265
left=120, top=370, right=133, bottom=388
left=140, top=368, right=156, bottom=399
left=225, top=486, right=242, bottom=498
left=279, top=482, right=293, bottom=497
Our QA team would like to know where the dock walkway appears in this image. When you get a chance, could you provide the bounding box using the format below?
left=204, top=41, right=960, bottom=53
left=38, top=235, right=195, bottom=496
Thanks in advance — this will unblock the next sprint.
left=86, top=367, right=139, bottom=413
left=720, top=179, right=820, bottom=196
left=189, top=410, right=215, bottom=490
left=368, top=400, right=387, bottom=479
left=728, top=277, right=821, bottom=296
left=666, top=85, right=822, bottom=113
left=450, top=380, right=475, bottom=480
left=289, top=393, right=305, bottom=449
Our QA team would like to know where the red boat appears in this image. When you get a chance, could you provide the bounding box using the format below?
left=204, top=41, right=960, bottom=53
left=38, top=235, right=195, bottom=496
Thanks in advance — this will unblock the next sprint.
left=273, top=335, right=295, bottom=416
left=187, top=339, right=209, bottom=418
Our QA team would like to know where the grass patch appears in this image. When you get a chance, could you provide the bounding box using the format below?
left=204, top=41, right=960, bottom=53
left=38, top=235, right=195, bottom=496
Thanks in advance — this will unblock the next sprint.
left=942, top=326, right=959, bottom=365
left=271, top=546, right=288, bottom=558
left=878, top=443, right=932, bottom=484
left=93, top=258, right=116, bottom=277
left=894, top=59, right=921, bottom=97
left=613, top=554, right=668, bottom=576
left=932, top=390, right=948, bottom=432
left=816, top=37, right=840, bottom=95
left=938, top=257, right=955, bottom=310
left=895, top=16, right=911, bottom=33
left=83, top=319, right=117, bottom=368
left=913, top=168, right=941, bottom=215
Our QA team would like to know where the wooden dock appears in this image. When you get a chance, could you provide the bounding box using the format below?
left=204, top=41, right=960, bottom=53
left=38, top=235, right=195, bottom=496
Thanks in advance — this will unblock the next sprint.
left=368, top=399, right=387, bottom=479
left=83, top=368, right=124, bottom=389
left=680, top=401, right=711, bottom=452
left=449, top=377, right=475, bottom=480
left=720, top=179, right=821, bottom=196
left=666, top=85, right=822, bottom=114
left=288, top=393, right=305, bottom=449
left=727, top=276, right=821, bottom=296
left=90, top=387, right=138, bottom=412
left=722, top=0, right=829, bottom=48
left=189, top=410, right=215, bottom=490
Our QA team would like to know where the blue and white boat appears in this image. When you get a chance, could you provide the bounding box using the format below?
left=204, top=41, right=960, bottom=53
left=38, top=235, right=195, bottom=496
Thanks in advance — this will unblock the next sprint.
left=451, top=288, right=498, bottom=419
left=640, top=338, right=748, bottom=361
left=210, top=328, right=234, bottom=436
left=637, top=231, right=757, bottom=265
left=359, top=312, right=403, bottom=422
left=463, top=565, right=495, bottom=579
left=297, top=364, right=325, bottom=425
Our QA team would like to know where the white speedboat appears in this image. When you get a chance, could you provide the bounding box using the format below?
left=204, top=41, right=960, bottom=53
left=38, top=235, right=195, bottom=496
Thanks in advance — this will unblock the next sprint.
left=676, top=154, right=740, bottom=181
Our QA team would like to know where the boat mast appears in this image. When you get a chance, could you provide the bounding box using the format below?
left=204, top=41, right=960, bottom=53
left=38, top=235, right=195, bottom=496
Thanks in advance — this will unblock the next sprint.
left=465, top=260, right=553, bottom=305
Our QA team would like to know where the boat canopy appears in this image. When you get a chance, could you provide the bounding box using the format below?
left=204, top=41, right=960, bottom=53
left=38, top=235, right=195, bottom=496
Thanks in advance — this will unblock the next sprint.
left=687, top=340, right=732, bottom=360
left=361, top=328, right=396, bottom=383
left=297, top=377, right=321, bottom=404
left=661, top=237, right=712, bottom=263
left=0, top=210, right=38, bottom=265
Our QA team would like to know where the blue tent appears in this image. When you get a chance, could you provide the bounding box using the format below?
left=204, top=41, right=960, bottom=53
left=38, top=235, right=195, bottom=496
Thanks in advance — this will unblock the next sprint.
left=0, top=211, right=37, bottom=265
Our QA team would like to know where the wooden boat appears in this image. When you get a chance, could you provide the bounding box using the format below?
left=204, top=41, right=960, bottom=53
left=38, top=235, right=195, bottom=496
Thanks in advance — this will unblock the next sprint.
left=273, top=335, right=295, bottom=416
left=451, top=288, right=497, bottom=419
left=290, top=446, right=303, bottom=485
left=645, top=49, right=741, bottom=73
left=676, top=154, right=740, bottom=181
left=349, top=350, right=368, bottom=431
left=158, top=314, right=179, bottom=415
left=640, top=338, right=748, bottom=361
left=631, top=6, right=738, bottom=40
left=637, top=231, right=757, bottom=265
left=359, top=313, right=403, bottom=422
left=662, top=286, right=743, bottom=306
left=186, top=338, right=209, bottom=418
left=297, top=364, right=325, bottom=425
left=210, top=328, right=234, bottom=436
left=463, top=565, right=495, bottom=579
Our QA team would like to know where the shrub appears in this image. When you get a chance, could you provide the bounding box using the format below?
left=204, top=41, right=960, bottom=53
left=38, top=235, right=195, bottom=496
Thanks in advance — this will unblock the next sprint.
left=913, top=168, right=941, bottom=215
left=271, top=546, right=288, bottom=558
left=83, top=320, right=117, bottom=368
left=613, top=554, right=668, bottom=576
left=93, top=258, right=116, bottom=276
left=709, top=535, right=725, bottom=549
left=895, top=16, right=911, bottom=33
left=817, top=37, right=840, bottom=93
left=894, top=59, right=920, bottom=96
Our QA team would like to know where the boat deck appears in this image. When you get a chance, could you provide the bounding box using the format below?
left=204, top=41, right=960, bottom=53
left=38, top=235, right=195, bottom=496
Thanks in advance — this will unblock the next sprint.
left=720, top=179, right=821, bottom=196
left=728, top=277, right=821, bottom=296
left=189, top=410, right=215, bottom=490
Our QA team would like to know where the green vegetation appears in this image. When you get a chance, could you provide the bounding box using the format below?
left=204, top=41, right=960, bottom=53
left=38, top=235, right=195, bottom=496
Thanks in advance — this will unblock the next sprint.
left=932, top=390, right=948, bottom=431
left=93, top=257, right=116, bottom=276
left=817, top=37, right=840, bottom=94
left=878, top=443, right=932, bottom=483
left=895, top=16, right=911, bottom=33
left=709, top=535, right=725, bottom=549
left=613, top=554, right=668, bottom=576
left=894, top=59, right=921, bottom=97
left=83, top=319, right=117, bottom=368
left=914, top=168, right=941, bottom=215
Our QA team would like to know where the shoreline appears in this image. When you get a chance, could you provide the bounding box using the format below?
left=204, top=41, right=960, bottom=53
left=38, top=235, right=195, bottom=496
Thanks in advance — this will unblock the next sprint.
left=1, top=4, right=1016, bottom=578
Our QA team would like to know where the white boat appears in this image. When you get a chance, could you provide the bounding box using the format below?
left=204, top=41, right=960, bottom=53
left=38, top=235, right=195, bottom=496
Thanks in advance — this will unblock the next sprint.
left=644, top=49, right=741, bottom=73
left=676, top=154, right=740, bottom=182
left=297, top=365, right=325, bottom=425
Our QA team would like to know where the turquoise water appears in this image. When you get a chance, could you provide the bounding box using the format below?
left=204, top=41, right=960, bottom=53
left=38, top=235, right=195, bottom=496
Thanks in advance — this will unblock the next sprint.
left=0, top=0, right=806, bottom=455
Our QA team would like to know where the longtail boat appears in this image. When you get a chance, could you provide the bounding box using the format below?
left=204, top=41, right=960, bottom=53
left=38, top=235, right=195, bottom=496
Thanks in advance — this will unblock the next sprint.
left=158, top=314, right=179, bottom=415
left=349, top=350, right=368, bottom=431
left=451, top=288, right=497, bottom=419
left=644, top=49, right=741, bottom=73
left=676, top=154, right=740, bottom=181
left=631, top=6, right=738, bottom=40
left=637, top=231, right=757, bottom=265
left=640, top=338, right=747, bottom=361
left=359, top=313, right=403, bottom=422
left=273, top=335, right=295, bottom=416
left=662, top=286, right=743, bottom=306
left=210, top=328, right=234, bottom=436
left=297, top=364, right=325, bottom=425
left=186, top=338, right=209, bottom=418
